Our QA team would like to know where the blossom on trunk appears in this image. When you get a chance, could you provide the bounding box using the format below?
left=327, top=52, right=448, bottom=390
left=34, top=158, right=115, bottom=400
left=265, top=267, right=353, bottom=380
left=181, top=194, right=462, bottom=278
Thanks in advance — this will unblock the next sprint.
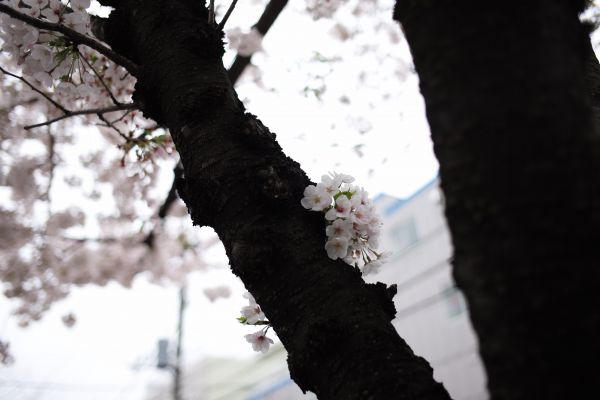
left=245, top=330, right=274, bottom=353
left=301, top=172, right=390, bottom=275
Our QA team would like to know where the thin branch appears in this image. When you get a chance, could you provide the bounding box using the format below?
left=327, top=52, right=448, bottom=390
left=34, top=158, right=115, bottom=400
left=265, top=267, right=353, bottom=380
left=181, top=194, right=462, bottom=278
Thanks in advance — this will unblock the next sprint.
left=227, top=0, right=288, bottom=83
left=77, top=49, right=121, bottom=106
left=0, top=66, right=68, bottom=113
left=96, top=111, right=129, bottom=140
left=218, top=0, right=239, bottom=30
left=59, top=235, right=119, bottom=244
left=1, top=66, right=139, bottom=131
left=24, top=102, right=138, bottom=130
left=0, top=3, right=139, bottom=75
left=208, top=0, right=215, bottom=24
left=108, top=108, right=134, bottom=124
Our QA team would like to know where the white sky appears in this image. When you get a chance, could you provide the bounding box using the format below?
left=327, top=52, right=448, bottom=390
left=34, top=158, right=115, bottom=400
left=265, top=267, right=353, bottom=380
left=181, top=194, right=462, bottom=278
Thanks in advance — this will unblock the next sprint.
left=0, top=0, right=439, bottom=399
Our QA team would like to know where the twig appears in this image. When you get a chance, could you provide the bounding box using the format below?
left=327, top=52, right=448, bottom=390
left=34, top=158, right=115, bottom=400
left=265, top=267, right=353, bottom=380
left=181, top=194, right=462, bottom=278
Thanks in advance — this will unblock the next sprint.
left=0, top=66, right=68, bottom=113
left=208, top=0, right=215, bottom=24
left=108, top=108, right=134, bottom=124
left=227, top=0, right=288, bottom=82
left=0, top=3, right=139, bottom=75
left=218, top=0, right=239, bottom=30
left=25, top=102, right=138, bottom=130
left=59, top=235, right=119, bottom=244
left=96, top=111, right=129, bottom=140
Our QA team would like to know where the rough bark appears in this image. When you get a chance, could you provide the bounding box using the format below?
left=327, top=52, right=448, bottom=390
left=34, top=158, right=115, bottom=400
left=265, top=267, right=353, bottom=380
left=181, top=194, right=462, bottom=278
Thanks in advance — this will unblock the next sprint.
left=584, top=36, right=600, bottom=129
left=394, top=1, right=600, bottom=399
left=149, top=0, right=288, bottom=227
left=101, top=0, right=451, bottom=398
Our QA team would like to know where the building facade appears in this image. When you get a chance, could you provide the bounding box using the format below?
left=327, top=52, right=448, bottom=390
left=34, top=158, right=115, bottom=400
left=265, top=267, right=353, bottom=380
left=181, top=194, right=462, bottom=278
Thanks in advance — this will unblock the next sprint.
left=369, top=179, right=487, bottom=400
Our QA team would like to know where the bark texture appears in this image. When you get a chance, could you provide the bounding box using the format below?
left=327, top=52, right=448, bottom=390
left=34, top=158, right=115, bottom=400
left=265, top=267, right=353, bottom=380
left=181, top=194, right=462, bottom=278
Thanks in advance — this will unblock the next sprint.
left=394, top=1, right=600, bottom=399
left=102, top=0, right=451, bottom=398
left=584, top=37, right=600, bottom=128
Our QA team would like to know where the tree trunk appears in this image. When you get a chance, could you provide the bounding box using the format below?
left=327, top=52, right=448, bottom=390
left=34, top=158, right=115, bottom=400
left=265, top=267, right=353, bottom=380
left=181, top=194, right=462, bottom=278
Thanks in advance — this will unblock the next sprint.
left=102, top=0, right=451, bottom=398
left=394, top=1, right=600, bottom=399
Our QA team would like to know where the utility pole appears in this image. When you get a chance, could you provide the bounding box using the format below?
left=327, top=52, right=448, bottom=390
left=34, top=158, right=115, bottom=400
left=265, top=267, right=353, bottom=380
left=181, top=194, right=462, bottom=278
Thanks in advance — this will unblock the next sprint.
left=157, top=284, right=187, bottom=400
left=173, top=284, right=186, bottom=400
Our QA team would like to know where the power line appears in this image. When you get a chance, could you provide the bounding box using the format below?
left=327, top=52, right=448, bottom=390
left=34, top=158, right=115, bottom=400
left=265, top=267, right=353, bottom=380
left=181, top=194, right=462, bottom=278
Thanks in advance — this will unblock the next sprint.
left=395, top=286, right=457, bottom=320
left=432, top=346, right=478, bottom=367
left=0, top=379, right=129, bottom=393
left=393, top=223, right=448, bottom=260
left=394, top=257, right=450, bottom=293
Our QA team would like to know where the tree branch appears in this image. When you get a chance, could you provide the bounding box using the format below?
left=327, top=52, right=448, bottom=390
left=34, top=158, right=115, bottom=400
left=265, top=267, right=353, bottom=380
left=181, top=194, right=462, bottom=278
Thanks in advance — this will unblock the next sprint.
left=24, top=102, right=138, bottom=130
left=95, top=112, right=130, bottom=141
left=0, top=66, right=67, bottom=113
left=227, top=0, right=288, bottom=83
left=101, top=2, right=452, bottom=398
left=152, top=0, right=290, bottom=226
left=218, top=0, right=239, bottom=30
left=209, top=0, right=215, bottom=24
left=0, top=3, right=139, bottom=75
left=58, top=235, right=119, bottom=244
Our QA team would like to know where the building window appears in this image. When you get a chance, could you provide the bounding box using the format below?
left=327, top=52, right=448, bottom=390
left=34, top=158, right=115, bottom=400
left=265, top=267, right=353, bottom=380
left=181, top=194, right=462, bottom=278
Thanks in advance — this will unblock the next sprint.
left=443, top=285, right=466, bottom=317
left=389, top=217, right=418, bottom=257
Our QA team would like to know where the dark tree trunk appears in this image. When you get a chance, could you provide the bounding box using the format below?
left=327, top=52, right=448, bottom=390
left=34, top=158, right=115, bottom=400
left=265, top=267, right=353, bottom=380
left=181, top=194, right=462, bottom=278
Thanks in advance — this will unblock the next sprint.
left=394, top=1, right=600, bottom=399
left=102, top=0, right=451, bottom=399
left=584, top=37, right=600, bottom=129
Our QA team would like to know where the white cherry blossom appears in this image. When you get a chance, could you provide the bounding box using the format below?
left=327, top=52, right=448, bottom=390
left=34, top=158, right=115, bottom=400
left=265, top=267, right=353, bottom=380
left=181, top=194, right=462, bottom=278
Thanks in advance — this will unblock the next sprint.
left=41, top=0, right=63, bottom=23
left=351, top=204, right=370, bottom=225
left=241, top=292, right=265, bottom=324
left=23, top=0, right=48, bottom=8
left=325, top=237, right=349, bottom=260
left=325, top=195, right=352, bottom=220
left=71, top=0, right=91, bottom=12
left=30, top=44, right=53, bottom=71
left=331, top=172, right=354, bottom=184
left=245, top=330, right=274, bottom=353
left=61, top=313, right=76, bottom=327
left=226, top=27, right=263, bottom=57
left=0, top=340, right=14, bottom=365
left=203, top=286, right=231, bottom=302
left=23, top=5, right=41, bottom=18
left=319, top=174, right=342, bottom=194
left=300, top=184, right=332, bottom=211
left=306, top=0, right=346, bottom=20
left=300, top=173, right=388, bottom=275
left=325, top=218, right=353, bottom=239
left=362, top=259, right=382, bottom=276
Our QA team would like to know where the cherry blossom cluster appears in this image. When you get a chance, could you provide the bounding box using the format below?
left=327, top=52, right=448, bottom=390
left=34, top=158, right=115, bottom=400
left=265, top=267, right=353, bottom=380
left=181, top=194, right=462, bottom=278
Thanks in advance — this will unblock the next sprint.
left=0, top=0, right=163, bottom=148
left=226, top=27, right=263, bottom=57
left=301, top=172, right=390, bottom=276
left=305, top=0, right=347, bottom=20
left=0, top=339, right=14, bottom=366
left=1, top=0, right=94, bottom=88
left=238, top=292, right=274, bottom=353
left=61, top=312, right=76, bottom=327
left=203, top=285, right=231, bottom=302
